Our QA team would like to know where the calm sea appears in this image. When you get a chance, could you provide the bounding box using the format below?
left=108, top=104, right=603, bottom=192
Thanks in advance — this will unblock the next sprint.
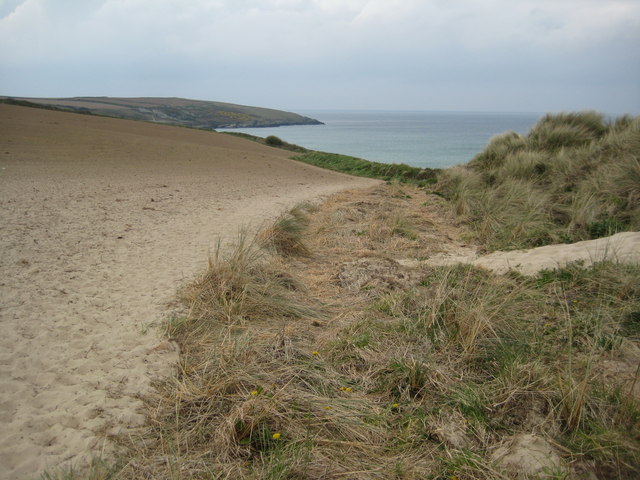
left=219, top=110, right=542, bottom=169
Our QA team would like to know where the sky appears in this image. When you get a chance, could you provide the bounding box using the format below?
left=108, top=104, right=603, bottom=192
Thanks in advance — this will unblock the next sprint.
left=0, top=0, right=639, bottom=114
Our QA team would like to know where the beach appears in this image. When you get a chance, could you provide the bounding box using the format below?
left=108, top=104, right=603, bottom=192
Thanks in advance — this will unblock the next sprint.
left=0, top=104, right=378, bottom=478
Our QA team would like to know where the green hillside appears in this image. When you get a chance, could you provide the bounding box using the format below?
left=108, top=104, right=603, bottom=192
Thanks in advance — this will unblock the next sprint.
left=0, top=96, right=323, bottom=129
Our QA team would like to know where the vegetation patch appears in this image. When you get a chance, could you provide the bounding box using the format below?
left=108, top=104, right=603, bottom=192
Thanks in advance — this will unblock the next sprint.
left=41, top=111, right=640, bottom=479
left=293, top=151, right=439, bottom=184
left=222, top=131, right=309, bottom=153
left=435, top=111, right=640, bottom=250
left=258, top=204, right=313, bottom=257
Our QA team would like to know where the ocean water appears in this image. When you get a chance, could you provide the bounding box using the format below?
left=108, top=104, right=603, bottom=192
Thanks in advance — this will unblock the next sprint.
left=219, top=110, right=542, bottom=169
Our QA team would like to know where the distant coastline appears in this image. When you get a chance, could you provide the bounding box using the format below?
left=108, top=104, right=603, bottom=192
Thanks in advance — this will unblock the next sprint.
left=0, top=96, right=323, bottom=129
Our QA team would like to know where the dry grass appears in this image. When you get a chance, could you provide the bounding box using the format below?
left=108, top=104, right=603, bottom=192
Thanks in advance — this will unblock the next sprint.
left=258, top=204, right=313, bottom=257
left=47, top=184, right=640, bottom=479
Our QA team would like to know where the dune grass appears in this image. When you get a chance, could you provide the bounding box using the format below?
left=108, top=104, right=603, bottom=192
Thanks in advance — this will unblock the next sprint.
left=46, top=183, right=639, bottom=479
left=258, top=204, right=313, bottom=257
left=435, top=112, right=640, bottom=250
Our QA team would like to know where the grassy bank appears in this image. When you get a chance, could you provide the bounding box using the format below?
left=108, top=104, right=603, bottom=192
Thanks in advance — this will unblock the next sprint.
left=47, top=184, right=640, bottom=479
left=222, top=131, right=309, bottom=153
left=293, top=151, right=438, bottom=184
left=221, top=131, right=438, bottom=184
left=435, top=112, right=640, bottom=250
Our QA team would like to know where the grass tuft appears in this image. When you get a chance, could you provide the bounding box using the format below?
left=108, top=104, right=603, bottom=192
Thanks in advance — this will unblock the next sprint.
left=259, top=205, right=312, bottom=257
left=179, top=232, right=317, bottom=327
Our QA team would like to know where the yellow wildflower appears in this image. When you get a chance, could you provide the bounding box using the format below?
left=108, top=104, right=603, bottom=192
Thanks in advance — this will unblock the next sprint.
left=250, top=390, right=258, bottom=396
left=345, top=387, right=352, bottom=392
left=392, top=403, right=399, bottom=408
left=272, top=433, right=281, bottom=440
left=312, top=351, right=319, bottom=356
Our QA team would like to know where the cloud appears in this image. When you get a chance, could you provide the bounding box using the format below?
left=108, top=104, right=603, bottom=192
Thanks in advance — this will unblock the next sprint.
left=0, top=0, right=638, bottom=112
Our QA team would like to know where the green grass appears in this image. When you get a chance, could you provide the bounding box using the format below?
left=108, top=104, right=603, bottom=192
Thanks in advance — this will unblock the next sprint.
left=293, top=151, right=439, bottom=184
left=222, top=131, right=309, bottom=152
left=221, top=131, right=439, bottom=183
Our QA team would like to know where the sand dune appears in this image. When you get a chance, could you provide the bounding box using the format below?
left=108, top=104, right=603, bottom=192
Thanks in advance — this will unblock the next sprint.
left=0, top=104, right=378, bottom=478
left=426, top=231, right=640, bottom=275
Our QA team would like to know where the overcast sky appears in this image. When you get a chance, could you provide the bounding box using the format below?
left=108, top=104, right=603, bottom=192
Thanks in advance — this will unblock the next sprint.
left=1, top=0, right=638, bottom=114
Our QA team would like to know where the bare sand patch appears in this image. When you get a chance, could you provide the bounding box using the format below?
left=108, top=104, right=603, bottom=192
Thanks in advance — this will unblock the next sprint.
left=426, top=231, right=640, bottom=275
left=425, top=232, right=640, bottom=275
left=0, top=104, right=378, bottom=478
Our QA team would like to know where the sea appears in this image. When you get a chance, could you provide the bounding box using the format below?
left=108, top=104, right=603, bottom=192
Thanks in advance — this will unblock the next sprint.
left=218, top=110, right=542, bottom=169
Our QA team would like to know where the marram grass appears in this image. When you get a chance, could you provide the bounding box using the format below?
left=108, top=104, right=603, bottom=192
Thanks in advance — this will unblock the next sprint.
left=436, top=111, right=640, bottom=250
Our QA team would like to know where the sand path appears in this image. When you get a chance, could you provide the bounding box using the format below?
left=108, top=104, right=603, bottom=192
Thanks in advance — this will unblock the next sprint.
left=0, top=105, right=378, bottom=479
left=427, top=231, right=640, bottom=275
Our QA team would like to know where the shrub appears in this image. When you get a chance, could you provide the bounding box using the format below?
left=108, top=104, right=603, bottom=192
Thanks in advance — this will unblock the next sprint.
left=265, top=135, right=284, bottom=146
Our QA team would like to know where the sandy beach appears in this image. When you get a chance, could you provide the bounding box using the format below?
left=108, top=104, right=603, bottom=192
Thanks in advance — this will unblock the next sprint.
left=0, top=104, right=378, bottom=479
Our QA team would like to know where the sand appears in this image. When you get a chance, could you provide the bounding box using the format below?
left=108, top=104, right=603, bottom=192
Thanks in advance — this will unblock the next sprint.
left=427, top=231, right=640, bottom=275
left=0, top=104, right=378, bottom=479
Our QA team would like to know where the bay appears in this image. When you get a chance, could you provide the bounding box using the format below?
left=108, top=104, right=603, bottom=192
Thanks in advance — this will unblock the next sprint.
left=219, top=110, right=542, bottom=169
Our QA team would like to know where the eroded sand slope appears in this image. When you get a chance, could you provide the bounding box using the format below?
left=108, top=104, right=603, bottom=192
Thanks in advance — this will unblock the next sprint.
left=0, top=104, right=378, bottom=478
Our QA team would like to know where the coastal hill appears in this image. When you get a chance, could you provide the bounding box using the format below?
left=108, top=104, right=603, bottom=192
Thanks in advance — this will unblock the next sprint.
left=0, top=96, right=323, bottom=129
